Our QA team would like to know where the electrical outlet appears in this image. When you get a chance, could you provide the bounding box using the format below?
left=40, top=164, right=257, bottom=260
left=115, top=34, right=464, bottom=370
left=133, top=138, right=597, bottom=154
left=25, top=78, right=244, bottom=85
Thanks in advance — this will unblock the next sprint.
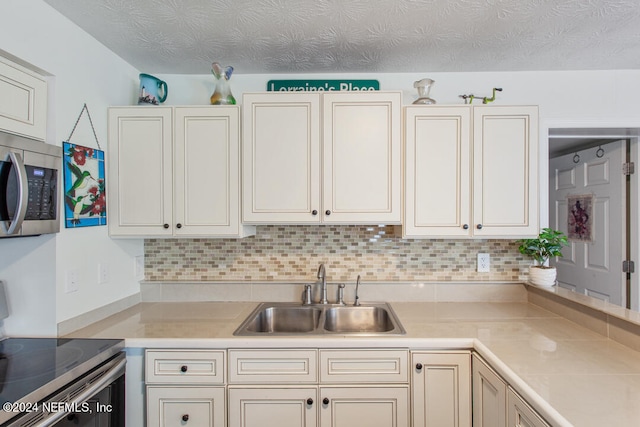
left=65, top=269, right=79, bottom=293
left=98, top=263, right=110, bottom=284
left=134, top=255, right=145, bottom=280
left=477, top=253, right=490, bottom=273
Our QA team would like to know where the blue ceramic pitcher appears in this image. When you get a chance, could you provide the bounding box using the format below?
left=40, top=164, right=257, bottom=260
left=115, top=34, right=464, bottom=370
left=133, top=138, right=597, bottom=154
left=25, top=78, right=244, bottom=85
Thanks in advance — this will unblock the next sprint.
left=138, top=73, right=167, bottom=105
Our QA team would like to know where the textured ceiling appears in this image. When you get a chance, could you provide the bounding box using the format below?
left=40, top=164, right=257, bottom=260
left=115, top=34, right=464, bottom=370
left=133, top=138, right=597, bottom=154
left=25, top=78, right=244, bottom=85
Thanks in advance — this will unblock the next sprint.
left=44, top=0, right=640, bottom=74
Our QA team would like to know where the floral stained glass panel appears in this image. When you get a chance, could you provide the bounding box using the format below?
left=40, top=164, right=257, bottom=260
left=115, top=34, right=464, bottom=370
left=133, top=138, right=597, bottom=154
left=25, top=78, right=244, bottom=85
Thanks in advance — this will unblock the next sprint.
left=63, top=142, right=106, bottom=228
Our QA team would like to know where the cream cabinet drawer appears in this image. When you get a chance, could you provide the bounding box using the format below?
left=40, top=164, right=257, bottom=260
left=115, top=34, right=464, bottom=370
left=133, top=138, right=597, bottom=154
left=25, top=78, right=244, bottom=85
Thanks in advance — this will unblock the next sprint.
left=319, top=349, right=408, bottom=383
left=228, top=349, right=318, bottom=383
left=146, top=350, right=225, bottom=384
left=147, top=386, right=225, bottom=427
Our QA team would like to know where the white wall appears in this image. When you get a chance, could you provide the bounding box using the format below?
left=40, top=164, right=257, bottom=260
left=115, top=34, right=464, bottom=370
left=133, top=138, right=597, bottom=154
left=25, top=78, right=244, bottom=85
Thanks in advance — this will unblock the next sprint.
left=0, top=0, right=143, bottom=335
left=2, top=0, right=640, bottom=335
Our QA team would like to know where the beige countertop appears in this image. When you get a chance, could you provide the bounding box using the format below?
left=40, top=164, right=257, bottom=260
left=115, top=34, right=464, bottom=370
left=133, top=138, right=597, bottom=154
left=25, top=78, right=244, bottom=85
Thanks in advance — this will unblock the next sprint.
left=67, top=300, right=640, bottom=427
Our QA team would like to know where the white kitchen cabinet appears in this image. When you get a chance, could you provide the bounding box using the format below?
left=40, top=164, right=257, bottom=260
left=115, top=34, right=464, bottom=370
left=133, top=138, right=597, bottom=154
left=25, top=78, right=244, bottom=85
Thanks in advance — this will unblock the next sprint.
left=145, top=350, right=226, bottom=427
left=404, top=106, right=471, bottom=237
left=411, top=351, right=471, bottom=427
left=472, top=106, right=539, bottom=237
left=472, top=354, right=550, bottom=427
left=108, top=106, right=254, bottom=238
left=147, top=386, right=225, bottom=427
left=242, top=91, right=401, bottom=224
left=403, top=105, right=538, bottom=238
left=507, top=387, right=550, bottom=427
left=472, top=353, right=507, bottom=427
left=0, top=54, right=47, bottom=141
left=320, top=386, right=409, bottom=427
left=228, top=387, right=318, bottom=427
left=321, top=92, right=401, bottom=224
left=228, top=348, right=409, bottom=427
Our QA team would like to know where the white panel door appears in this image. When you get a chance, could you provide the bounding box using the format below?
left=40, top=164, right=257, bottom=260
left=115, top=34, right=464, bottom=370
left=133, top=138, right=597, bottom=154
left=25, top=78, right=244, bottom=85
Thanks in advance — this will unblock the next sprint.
left=228, top=387, right=318, bottom=427
left=174, top=107, right=249, bottom=237
left=507, top=388, right=550, bottom=427
left=147, top=386, right=225, bottom=427
left=242, top=93, right=321, bottom=223
left=473, top=106, right=539, bottom=237
left=472, top=355, right=506, bottom=427
left=0, top=56, right=47, bottom=141
left=322, top=91, right=401, bottom=224
left=107, top=107, right=173, bottom=237
left=320, top=387, right=409, bottom=427
left=549, top=140, right=625, bottom=305
left=412, top=352, right=471, bottom=427
left=404, top=106, right=471, bottom=237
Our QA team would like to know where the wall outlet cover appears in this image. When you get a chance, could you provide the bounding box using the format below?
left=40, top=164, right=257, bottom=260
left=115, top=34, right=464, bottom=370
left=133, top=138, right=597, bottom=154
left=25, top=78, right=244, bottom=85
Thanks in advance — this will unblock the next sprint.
left=477, top=253, right=490, bottom=273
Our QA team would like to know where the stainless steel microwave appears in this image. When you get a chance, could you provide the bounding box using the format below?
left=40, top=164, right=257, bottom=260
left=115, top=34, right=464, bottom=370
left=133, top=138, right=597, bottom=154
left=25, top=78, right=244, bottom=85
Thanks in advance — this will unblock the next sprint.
left=0, top=132, right=61, bottom=238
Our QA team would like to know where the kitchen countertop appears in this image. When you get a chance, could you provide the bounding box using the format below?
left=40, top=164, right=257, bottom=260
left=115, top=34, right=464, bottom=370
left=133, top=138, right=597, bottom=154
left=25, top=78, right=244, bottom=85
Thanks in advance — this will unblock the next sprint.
left=66, top=300, right=640, bottom=427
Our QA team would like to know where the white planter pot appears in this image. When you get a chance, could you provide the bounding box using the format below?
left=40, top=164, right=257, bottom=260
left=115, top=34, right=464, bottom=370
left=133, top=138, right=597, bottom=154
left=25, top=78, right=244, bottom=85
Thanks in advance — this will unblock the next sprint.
left=528, top=266, right=557, bottom=288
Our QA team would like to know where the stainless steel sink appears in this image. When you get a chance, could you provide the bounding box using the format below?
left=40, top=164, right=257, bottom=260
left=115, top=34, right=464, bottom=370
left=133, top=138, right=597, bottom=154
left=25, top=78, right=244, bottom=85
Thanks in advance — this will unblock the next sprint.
left=242, top=305, right=322, bottom=333
left=234, top=302, right=405, bottom=336
left=323, top=306, right=395, bottom=333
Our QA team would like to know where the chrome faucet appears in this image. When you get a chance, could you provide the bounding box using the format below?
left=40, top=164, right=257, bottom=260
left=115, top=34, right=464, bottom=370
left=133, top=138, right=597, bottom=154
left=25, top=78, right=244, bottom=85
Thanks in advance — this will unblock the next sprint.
left=317, top=263, right=328, bottom=304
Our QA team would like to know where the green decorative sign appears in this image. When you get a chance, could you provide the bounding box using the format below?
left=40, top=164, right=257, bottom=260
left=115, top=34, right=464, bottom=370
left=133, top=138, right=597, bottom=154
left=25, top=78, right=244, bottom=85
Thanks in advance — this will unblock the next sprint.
left=267, top=79, right=379, bottom=92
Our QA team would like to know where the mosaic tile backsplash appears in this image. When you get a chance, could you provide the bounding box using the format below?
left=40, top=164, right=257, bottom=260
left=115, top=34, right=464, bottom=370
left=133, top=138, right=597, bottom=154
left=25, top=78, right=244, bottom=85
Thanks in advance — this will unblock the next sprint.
left=144, top=225, right=530, bottom=283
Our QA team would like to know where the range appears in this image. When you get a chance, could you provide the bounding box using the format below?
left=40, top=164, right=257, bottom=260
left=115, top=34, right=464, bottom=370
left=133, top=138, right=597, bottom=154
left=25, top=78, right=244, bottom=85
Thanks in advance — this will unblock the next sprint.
left=0, top=337, right=124, bottom=426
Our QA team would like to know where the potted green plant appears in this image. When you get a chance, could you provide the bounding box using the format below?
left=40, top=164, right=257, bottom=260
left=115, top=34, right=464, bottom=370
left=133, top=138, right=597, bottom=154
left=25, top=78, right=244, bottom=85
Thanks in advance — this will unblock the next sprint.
left=518, top=228, right=569, bottom=287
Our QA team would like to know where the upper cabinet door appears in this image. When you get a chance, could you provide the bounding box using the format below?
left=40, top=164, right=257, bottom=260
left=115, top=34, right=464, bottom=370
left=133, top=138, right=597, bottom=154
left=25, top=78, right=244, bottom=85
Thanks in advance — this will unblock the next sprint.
left=242, top=93, right=321, bottom=223
left=108, top=107, right=173, bottom=237
left=404, top=106, right=471, bottom=237
left=322, top=92, right=402, bottom=224
left=0, top=56, right=47, bottom=141
left=174, top=106, right=250, bottom=237
left=473, top=106, right=539, bottom=237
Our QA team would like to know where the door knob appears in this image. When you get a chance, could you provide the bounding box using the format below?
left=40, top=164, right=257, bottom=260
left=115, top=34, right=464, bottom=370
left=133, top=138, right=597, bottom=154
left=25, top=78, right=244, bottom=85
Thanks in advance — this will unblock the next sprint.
left=163, top=223, right=170, bottom=229
left=180, top=365, right=188, bottom=372
left=176, top=223, right=182, bottom=229
left=416, top=363, right=423, bottom=370
left=312, top=210, right=318, bottom=216
left=476, top=224, right=483, bottom=229
left=182, top=414, right=189, bottom=422
left=323, top=397, right=329, bottom=405
left=325, top=210, right=331, bottom=216
left=307, top=398, right=313, bottom=405
left=463, top=224, right=469, bottom=230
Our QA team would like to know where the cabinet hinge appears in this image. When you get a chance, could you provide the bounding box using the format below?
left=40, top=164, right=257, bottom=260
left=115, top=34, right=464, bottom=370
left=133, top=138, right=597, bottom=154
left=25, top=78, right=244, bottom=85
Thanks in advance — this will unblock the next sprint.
left=623, top=162, right=635, bottom=175
left=623, top=260, right=635, bottom=274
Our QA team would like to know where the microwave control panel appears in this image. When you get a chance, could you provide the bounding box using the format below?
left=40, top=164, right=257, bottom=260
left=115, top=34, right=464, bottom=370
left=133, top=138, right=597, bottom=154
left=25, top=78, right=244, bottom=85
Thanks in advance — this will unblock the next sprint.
left=25, top=165, right=57, bottom=220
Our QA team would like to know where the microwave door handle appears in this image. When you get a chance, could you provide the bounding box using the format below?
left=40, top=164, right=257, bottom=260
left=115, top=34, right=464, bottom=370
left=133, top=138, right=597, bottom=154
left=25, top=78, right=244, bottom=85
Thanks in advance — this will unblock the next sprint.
left=1, top=152, right=28, bottom=235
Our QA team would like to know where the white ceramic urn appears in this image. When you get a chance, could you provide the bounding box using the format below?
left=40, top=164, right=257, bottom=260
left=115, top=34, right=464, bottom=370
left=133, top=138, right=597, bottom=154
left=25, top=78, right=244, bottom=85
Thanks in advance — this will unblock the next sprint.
left=528, top=266, right=557, bottom=287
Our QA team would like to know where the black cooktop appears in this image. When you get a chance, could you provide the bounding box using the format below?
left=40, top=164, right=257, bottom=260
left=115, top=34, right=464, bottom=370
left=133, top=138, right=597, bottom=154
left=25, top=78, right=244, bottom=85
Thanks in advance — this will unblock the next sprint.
left=0, top=338, right=123, bottom=408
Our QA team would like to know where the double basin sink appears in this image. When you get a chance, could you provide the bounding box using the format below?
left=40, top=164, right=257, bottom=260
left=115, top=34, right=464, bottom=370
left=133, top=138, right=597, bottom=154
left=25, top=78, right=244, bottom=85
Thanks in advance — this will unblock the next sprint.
left=234, top=302, right=405, bottom=336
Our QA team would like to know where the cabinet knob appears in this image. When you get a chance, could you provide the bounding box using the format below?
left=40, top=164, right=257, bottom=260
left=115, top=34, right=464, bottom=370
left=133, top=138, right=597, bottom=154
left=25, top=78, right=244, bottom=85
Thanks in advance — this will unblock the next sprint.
left=323, top=397, right=330, bottom=405
left=325, top=210, right=331, bottom=216
left=182, top=414, right=189, bottom=422
left=163, top=223, right=170, bottom=229
left=176, top=223, right=182, bottom=229
left=463, top=224, right=469, bottom=230
left=476, top=224, right=483, bottom=230
left=180, top=365, right=188, bottom=373
left=306, top=398, right=313, bottom=405
left=312, top=210, right=318, bottom=216
left=416, top=363, right=423, bottom=370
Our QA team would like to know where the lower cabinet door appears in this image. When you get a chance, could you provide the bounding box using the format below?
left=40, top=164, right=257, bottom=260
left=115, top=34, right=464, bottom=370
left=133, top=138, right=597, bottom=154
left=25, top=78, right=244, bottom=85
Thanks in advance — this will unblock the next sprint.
left=472, top=355, right=507, bottom=427
left=228, top=387, right=318, bottom=427
left=412, top=352, right=471, bottom=427
left=319, top=386, right=409, bottom=427
left=507, top=388, right=550, bottom=427
left=147, top=386, right=225, bottom=427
